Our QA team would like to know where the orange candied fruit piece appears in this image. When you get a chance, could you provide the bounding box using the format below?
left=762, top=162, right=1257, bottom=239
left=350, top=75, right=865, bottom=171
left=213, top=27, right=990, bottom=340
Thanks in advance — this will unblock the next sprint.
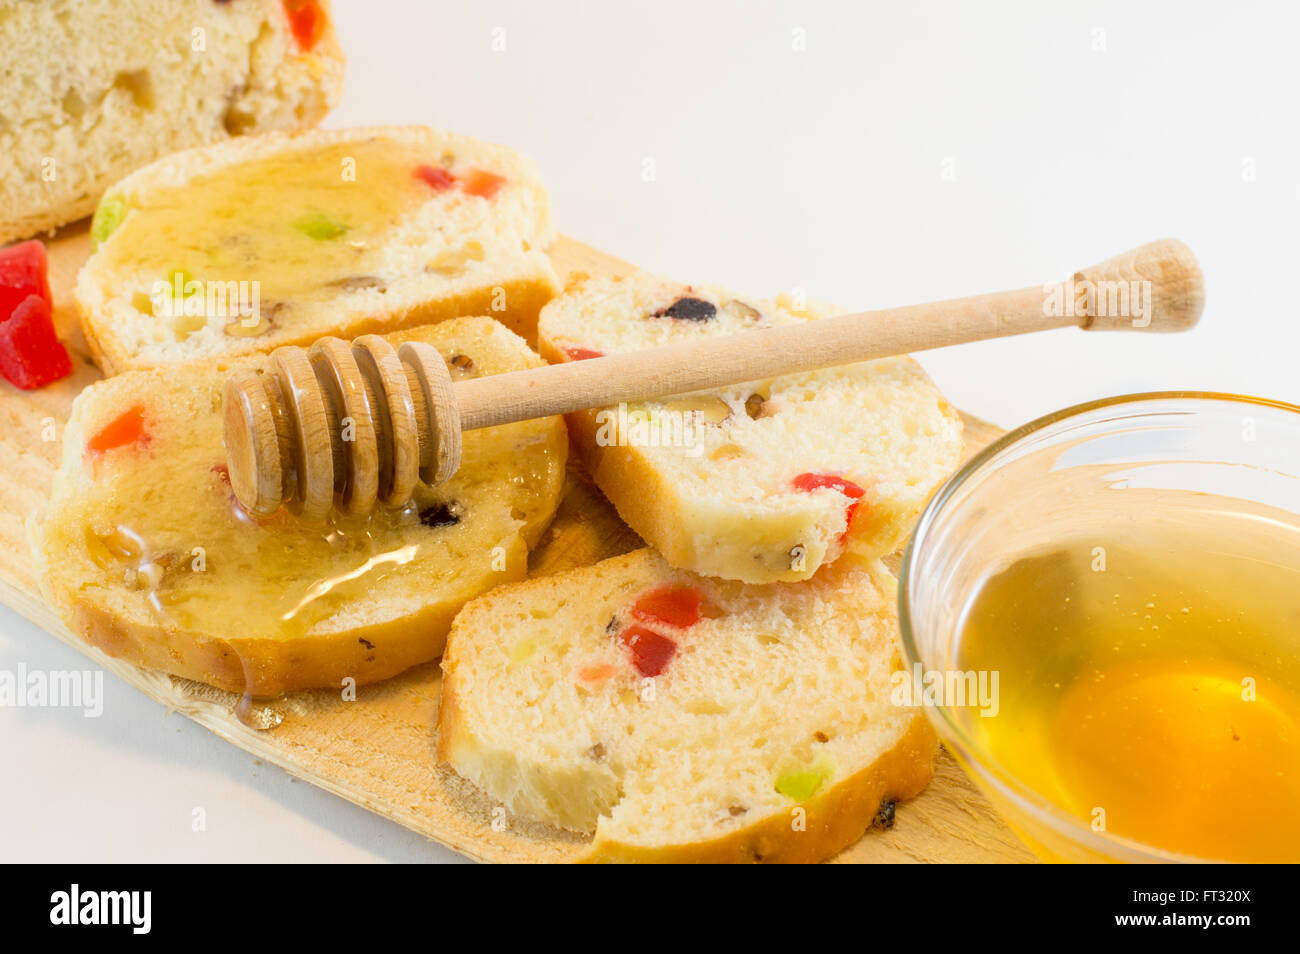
left=87, top=404, right=147, bottom=455
left=282, top=0, right=326, bottom=51
left=461, top=169, right=506, bottom=199
left=575, top=662, right=616, bottom=683
left=563, top=347, right=603, bottom=362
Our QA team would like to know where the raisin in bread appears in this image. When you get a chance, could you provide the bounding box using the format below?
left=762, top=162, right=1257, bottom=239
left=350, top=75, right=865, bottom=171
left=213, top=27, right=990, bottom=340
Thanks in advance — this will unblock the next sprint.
left=537, top=274, right=965, bottom=583
left=439, top=548, right=936, bottom=862
left=76, top=125, right=559, bottom=373
left=29, top=318, right=567, bottom=696
left=0, top=0, right=343, bottom=245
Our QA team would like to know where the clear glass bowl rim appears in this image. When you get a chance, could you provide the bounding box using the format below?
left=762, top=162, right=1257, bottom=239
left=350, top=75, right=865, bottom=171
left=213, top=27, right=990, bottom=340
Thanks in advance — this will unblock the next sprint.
left=897, top=390, right=1300, bottom=863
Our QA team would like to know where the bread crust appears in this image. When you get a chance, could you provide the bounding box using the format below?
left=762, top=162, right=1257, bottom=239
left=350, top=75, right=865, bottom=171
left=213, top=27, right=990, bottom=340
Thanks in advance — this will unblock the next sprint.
left=537, top=328, right=706, bottom=580
left=30, top=319, right=566, bottom=697
left=437, top=548, right=940, bottom=863
left=580, top=715, right=937, bottom=863
left=78, top=124, right=551, bottom=222
left=536, top=278, right=966, bottom=584
left=39, top=558, right=512, bottom=695
left=76, top=124, right=559, bottom=373
left=87, top=266, right=559, bottom=376
left=566, top=397, right=963, bottom=585
left=561, top=405, right=704, bottom=572
left=441, top=637, right=937, bottom=865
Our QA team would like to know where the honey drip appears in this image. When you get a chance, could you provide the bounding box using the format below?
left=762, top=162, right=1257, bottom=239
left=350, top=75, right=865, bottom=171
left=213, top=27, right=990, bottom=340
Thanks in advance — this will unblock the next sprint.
left=90, top=496, right=437, bottom=730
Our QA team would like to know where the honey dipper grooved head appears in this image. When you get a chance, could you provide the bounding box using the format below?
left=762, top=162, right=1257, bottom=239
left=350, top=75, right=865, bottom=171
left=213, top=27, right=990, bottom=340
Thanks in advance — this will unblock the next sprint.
left=271, top=344, right=337, bottom=521
left=223, top=336, right=464, bottom=520
left=224, top=368, right=289, bottom=518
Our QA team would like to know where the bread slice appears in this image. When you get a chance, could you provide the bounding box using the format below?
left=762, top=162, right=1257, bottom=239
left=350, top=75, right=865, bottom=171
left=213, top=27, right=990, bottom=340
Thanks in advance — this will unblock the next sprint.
left=0, top=0, right=343, bottom=245
left=29, top=318, right=567, bottom=696
left=438, top=548, right=937, bottom=863
left=537, top=274, right=965, bottom=583
left=75, top=125, right=560, bottom=373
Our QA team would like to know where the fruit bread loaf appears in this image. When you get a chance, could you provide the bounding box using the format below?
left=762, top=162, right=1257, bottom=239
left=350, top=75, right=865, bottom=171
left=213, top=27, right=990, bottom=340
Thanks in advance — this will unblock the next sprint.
left=29, top=317, right=567, bottom=696
left=438, top=548, right=937, bottom=863
left=76, top=125, right=559, bottom=373
left=0, top=0, right=344, bottom=245
left=537, top=274, right=965, bottom=584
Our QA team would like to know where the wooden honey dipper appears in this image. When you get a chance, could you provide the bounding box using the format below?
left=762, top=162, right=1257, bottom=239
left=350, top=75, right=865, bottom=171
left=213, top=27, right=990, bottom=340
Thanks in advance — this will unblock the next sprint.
left=224, top=239, right=1204, bottom=520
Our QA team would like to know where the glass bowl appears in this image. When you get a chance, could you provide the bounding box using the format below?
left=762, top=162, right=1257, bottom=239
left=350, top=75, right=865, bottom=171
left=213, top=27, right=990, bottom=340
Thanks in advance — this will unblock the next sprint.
left=898, top=392, right=1300, bottom=863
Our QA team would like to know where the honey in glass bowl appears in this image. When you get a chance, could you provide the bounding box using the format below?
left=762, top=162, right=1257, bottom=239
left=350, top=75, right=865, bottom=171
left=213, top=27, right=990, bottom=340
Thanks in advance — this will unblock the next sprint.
left=901, top=393, right=1300, bottom=862
left=953, top=518, right=1300, bottom=862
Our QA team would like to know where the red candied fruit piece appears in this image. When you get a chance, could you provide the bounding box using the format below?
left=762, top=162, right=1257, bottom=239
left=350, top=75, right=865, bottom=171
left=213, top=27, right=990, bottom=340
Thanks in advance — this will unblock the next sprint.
left=282, top=0, right=326, bottom=51
left=619, top=625, right=678, bottom=677
left=0, top=295, right=72, bottom=390
left=414, top=166, right=506, bottom=198
left=415, top=164, right=456, bottom=192
left=0, top=240, right=52, bottom=320
left=88, top=404, right=147, bottom=455
left=791, top=472, right=866, bottom=499
left=792, top=472, right=867, bottom=542
left=461, top=169, right=506, bottom=199
left=563, top=347, right=603, bottom=362
left=631, top=585, right=704, bottom=629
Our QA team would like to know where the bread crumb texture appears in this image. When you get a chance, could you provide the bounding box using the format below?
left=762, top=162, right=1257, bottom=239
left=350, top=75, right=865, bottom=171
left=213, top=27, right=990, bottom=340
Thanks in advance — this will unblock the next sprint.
left=76, top=124, right=558, bottom=372
left=538, top=274, right=965, bottom=583
left=0, top=0, right=344, bottom=243
left=439, top=548, right=937, bottom=862
left=28, top=318, right=567, bottom=696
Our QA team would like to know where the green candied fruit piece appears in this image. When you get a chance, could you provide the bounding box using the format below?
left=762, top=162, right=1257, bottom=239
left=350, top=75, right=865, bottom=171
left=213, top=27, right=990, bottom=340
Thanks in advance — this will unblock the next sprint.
left=166, top=268, right=196, bottom=293
left=292, top=212, right=348, bottom=240
left=509, top=636, right=538, bottom=665
left=90, top=195, right=127, bottom=249
left=774, top=757, right=833, bottom=802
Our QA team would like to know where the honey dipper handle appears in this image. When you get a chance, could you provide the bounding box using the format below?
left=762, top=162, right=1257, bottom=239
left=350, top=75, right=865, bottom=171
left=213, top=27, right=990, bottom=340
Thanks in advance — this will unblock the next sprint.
left=455, top=239, right=1204, bottom=430
left=1070, top=238, right=1204, bottom=331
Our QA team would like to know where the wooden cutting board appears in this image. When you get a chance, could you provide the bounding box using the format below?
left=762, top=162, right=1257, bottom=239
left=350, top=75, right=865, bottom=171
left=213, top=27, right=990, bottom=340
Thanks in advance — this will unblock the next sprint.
left=0, top=224, right=1035, bottom=863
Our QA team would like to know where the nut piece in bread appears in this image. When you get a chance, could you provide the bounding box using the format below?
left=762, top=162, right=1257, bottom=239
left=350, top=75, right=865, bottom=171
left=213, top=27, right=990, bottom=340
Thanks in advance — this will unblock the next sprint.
left=76, top=125, right=559, bottom=373
left=28, top=318, right=567, bottom=696
left=438, top=548, right=937, bottom=863
left=537, top=274, right=965, bottom=583
left=0, top=0, right=344, bottom=244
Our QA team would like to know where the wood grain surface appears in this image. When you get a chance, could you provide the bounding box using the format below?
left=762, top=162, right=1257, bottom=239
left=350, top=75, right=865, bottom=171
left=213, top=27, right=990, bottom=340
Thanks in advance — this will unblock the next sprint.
left=0, top=223, right=1035, bottom=863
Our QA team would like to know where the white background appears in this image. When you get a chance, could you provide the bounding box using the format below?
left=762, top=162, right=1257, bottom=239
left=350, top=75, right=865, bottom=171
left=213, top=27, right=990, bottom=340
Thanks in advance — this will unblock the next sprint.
left=3, top=0, right=1296, bottom=862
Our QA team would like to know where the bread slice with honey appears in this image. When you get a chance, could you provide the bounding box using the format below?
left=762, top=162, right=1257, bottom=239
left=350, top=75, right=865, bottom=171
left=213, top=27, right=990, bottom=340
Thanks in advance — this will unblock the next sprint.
left=537, top=274, right=965, bottom=584
left=29, top=317, right=567, bottom=696
left=438, top=548, right=937, bottom=862
left=75, top=125, right=560, bottom=374
left=0, top=0, right=344, bottom=245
